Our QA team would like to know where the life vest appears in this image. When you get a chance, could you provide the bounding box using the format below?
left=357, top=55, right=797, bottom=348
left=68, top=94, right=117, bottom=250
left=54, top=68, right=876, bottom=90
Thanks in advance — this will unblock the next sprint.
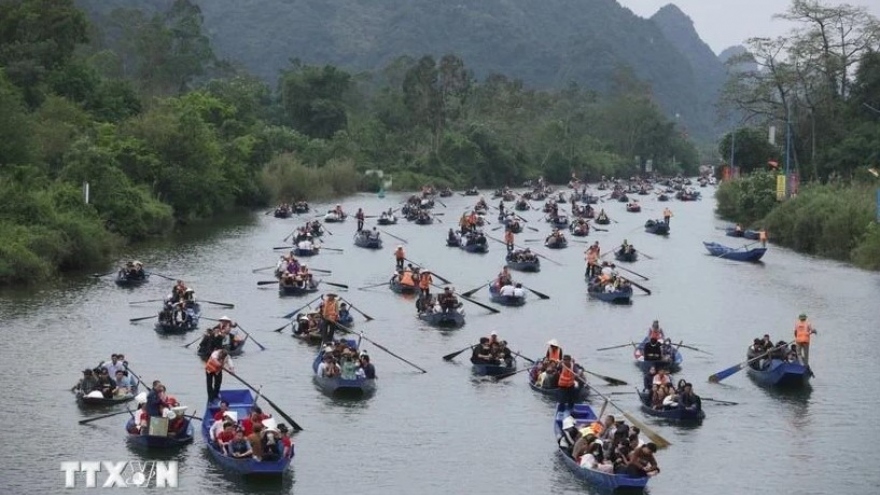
left=400, top=271, right=415, bottom=286
left=795, top=321, right=811, bottom=343
left=558, top=367, right=576, bottom=388
left=419, top=273, right=432, bottom=289
left=546, top=347, right=562, bottom=361
left=322, top=301, right=338, bottom=322
left=504, top=231, right=514, bottom=243
left=205, top=353, right=223, bottom=373
left=395, top=249, right=405, bottom=260
left=759, top=231, right=768, bottom=241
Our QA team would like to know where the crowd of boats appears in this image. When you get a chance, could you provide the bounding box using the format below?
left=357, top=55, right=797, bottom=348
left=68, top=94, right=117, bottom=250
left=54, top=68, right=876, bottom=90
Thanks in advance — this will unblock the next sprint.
left=77, top=174, right=815, bottom=490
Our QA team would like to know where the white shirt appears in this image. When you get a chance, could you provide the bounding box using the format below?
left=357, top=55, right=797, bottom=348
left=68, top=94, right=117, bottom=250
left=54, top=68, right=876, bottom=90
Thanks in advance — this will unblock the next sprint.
left=316, top=362, right=327, bottom=377
left=298, top=240, right=313, bottom=250
left=512, top=287, right=525, bottom=297
left=209, top=419, right=224, bottom=440
left=500, top=284, right=515, bottom=296
left=601, top=267, right=612, bottom=277
left=104, top=361, right=124, bottom=377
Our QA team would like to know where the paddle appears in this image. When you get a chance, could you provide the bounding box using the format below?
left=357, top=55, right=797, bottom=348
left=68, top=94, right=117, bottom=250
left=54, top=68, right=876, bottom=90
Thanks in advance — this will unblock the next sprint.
left=358, top=280, right=393, bottom=291
left=380, top=230, right=408, bottom=244
left=235, top=323, right=267, bottom=351
left=511, top=351, right=536, bottom=364
left=462, top=281, right=492, bottom=298
left=222, top=368, right=303, bottom=431
left=92, top=270, right=117, bottom=278
left=708, top=341, right=792, bottom=383
left=493, top=367, right=531, bottom=381
left=252, top=265, right=276, bottom=273
left=323, top=281, right=349, bottom=290
left=620, top=276, right=651, bottom=295
left=183, top=333, right=204, bottom=348
left=455, top=293, right=499, bottom=314
left=257, top=280, right=280, bottom=286
left=522, top=285, right=550, bottom=300
left=677, top=343, right=713, bottom=355
left=281, top=295, right=324, bottom=320
left=335, top=323, right=427, bottom=373
left=340, top=298, right=375, bottom=321
left=129, top=299, right=166, bottom=305
left=321, top=247, right=344, bottom=253
left=596, top=342, right=636, bottom=352
left=575, top=373, right=671, bottom=449
left=309, top=268, right=332, bottom=274
left=526, top=226, right=540, bottom=232
left=635, top=249, right=655, bottom=260
left=443, top=344, right=476, bottom=361
left=703, top=398, right=738, bottom=406
left=272, top=320, right=293, bottom=333
left=201, top=300, right=235, bottom=308
left=148, top=272, right=177, bottom=281
left=129, top=315, right=157, bottom=323
left=615, top=265, right=650, bottom=282
left=78, top=409, right=132, bottom=425
left=404, top=258, right=452, bottom=284
left=583, top=369, right=628, bottom=386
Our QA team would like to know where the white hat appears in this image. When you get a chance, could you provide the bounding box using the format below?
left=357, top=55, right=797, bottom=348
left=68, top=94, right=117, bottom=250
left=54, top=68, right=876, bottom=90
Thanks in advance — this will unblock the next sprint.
left=85, top=391, right=104, bottom=399
left=397, top=245, right=403, bottom=249
left=219, top=316, right=232, bottom=322
left=262, top=417, right=279, bottom=432
left=135, top=391, right=148, bottom=404
left=490, top=331, right=498, bottom=337
left=547, top=339, right=560, bottom=347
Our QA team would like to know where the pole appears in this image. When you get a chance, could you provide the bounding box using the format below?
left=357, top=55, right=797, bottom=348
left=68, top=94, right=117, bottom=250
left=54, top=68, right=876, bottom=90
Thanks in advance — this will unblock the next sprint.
left=83, top=182, right=90, bottom=204
left=729, top=129, right=736, bottom=178
left=784, top=104, right=792, bottom=199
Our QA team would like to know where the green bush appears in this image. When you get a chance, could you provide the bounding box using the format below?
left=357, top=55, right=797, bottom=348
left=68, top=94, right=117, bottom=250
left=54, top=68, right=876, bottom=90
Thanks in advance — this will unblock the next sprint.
left=852, top=223, right=880, bottom=270
left=715, top=170, right=777, bottom=224
left=259, top=153, right=360, bottom=201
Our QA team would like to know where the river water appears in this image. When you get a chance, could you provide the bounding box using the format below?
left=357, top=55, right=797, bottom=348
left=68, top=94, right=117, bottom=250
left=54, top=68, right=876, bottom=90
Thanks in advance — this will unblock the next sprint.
left=1, top=187, right=878, bottom=495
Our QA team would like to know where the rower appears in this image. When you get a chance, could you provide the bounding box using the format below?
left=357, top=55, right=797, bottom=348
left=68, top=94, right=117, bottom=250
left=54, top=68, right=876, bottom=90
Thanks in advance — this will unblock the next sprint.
left=320, top=294, right=340, bottom=343
left=648, top=320, right=665, bottom=341
left=497, top=266, right=512, bottom=287
left=394, top=245, right=406, bottom=270
left=355, top=208, right=365, bottom=231
left=334, top=204, right=344, bottom=216
left=447, top=228, right=458, bottom=245
left=663, top=207, right=672, bottom=225
left=794, top=313, right=817, bottom=365
left=643, top=337, right=663, bottom=362
left=504, top=229, right=514, bottom=252
left=545, top=339, right=563, bottom=362
left=512, top=283, right=525, bottom=298
left=418, top=270, right=433, bottom=297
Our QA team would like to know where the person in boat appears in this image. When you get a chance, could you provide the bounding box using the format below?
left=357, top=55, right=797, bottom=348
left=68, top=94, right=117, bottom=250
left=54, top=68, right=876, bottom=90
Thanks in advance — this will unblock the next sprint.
left=229, top=428, right=254, bottom=459
left=73, top=368, right=99, bottom=393
left=499, top=281, right=515, bottom=297
left=103, top=353, right=126, bottom=378
left=498, top=200, right=505, bottom=215
left=394, top=245, right=406, bottom=270
left=297, top=233, right=315, bottom=254
left=794, top=313, right=817, bottom=366
left=447, top=228, right=459, bottom=246
left=512, top=282, right=526, bottom=298
left=734, top=223, right=743, bottom=234
left=339, top=348, right=360, bottom=379
left=333, top=204, right=345, bottom=217
left=627, top=443, right=660, bottom=477
left=521, top=248, right=537, bottom=262
left=584, top=242, right=600, bottom=278
left=557, top=355, right=584, bottom=411
left=648, top=320, right=665, bottom=341
left=546, top=339, right=563, bottom=362
left=319, top=293, right=339, bottom=343
left=94, top=367, right=117, bottom=398
left=359, top=352, right=377, bottom=379
left=181, top=287, right=196, bottom=309
left=113, top=370, right=135, bottom=396
left=317, top=352, right=340, bottom=378
left=206, top=349, right=233, bottom=405
left=643, top=337, right=662, bottom=362
left=417, top=270, right=433, bottom=297
left=597, top=209, right=608, bottom=222
left=355, top=208, right=365, bottom=231
left=437, top=287, right=460, bottom=312
left=678, top=382, right=701, bottom=412
left=471, top=337, right=497, bottom=365
left=660, top=339, right=675, bottom=363
left=497, top=340, right=514, bottom=367
left=759, top=229, right=768, bottom=247
left=663, top=207, right=672, bottom=225
left=497, top=266, right=512, bottom=287
left=504, top=229, right=514, bottom=252
left=145, top=381, right=168, bottom=418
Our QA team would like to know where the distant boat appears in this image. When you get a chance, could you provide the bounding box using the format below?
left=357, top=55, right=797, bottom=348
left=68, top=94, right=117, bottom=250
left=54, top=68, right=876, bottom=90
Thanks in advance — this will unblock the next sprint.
left=703, top=242, right=767, bottom=262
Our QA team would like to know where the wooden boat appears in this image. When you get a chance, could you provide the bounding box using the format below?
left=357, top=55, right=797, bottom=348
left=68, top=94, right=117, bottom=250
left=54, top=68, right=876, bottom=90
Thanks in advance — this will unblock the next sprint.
left=274, top=207, right=292, bottom=218
left=115, top=272, right=149, bottom=288
left=595, top=216, right=611, bottom=225
left=547, top=216, right=569, bottom=229
left=292, top=331, right=322, bottom=344
left=644, top=219, right=670, bottom=236
left=76, top=386, right=140, bottom=407
left=293, top=203, right=309, bottom=214
left=569, top=223, right=589, bottom=237
left=703, top=242, right=766, bottom=262
left=353, top=232, right=382, bottom=249
left=376, top=215, right=397, bottom=225
left=292, top=246, right=319, bottom=257
left=418, top=308, right=466, bottom=328
left=471, top=358, right=517, bottom=376
left=617, top=194, right=629, bottom=202
left=544, top=237, right=568, bottom=249
left=155, top=304, right=201, bottom=334
left=459, top=241, right=489, bottom=253
left=586, top=282, right=632, bottom=304
left=414, top=215, right=434, bottom=225
left=614, top=249, right=638, bottom=262
left=389, top=278, right=418, bottom=295
left=528, top=362, right=589, bottom=401
left=514, top=200, right=530, bottom=211
left=488, top=284, right=526, bottom=306
left=312, top=340, right=377, bottom=397
left=747, top=358, right=812, bottom=388
left=723, top=228, right=760, bottom=240
left=633, top=337, right=682, bottom=373
left=464, top=188, right=479, bottom=196
left=657, top=194, right=669, bottom=202
left=126, top=414, right=195, bottom=449
left=554, top=403, right=650, bottom=491
left=202, top=389, right=294, bottom=475
left=278, top=279, right=320, bottom=297
left=505, top=253, right=540, bottom=272
left=637, top=390, right=705, bottom=422
left=323, top=210, right=347, bottom=223
left=439, top=188, right=453, bottom=197
left=626, top=203, right=641, bottom=213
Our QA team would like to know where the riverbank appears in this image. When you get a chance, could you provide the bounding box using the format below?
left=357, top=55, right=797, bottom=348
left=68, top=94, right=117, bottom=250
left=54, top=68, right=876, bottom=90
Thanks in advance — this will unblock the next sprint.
left=715, top=171, right=880, bottom=270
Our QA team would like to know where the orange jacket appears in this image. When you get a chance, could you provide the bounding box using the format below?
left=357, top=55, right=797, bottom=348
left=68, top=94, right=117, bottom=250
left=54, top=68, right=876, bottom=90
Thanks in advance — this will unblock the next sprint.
left=205, top=353, right=223, bottom=373
left=558, top=367, right=576, bottom=388
left=795, top=320, right=812, bottom=343
left=322, top=301, right=339, bottom=322
left=419, top=273, right=433, bottom=289
left=394, top=248, right=405, bottom=260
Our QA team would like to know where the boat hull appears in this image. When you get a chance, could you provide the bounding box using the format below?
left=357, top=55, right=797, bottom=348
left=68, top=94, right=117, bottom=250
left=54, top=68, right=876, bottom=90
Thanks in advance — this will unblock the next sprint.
left=418, top=310, right=466, bottom=328
left=614, top=250, right=638, bottom=262
left=460, top=243, right=489, bottom=253
left=545, top=239, right=568, bottom=249
left=637, top=390, right=705, bottom=422
left=587, top=284, right=633, bottom=304
left=488, top=285, right=526, bottom=306
left=528, top=363, right=589, bottom=401
left=747, top=359, right=812, bottom=388
left=125, top=418, right=195, bottom=448
left=115, top=274, right=150, bottom=287
left=278, top=281, right=320, bottom=297
left=312, top=344, right=377, bottom=397
left=633, top=337, right=683, bottom=373
left=389, top=279, right=418, bottom=294
left=471, top=359, right=517, bottom=376
left=644, top=220, right=670, bottom=236
left=703, top=242, right=766, bottom=262
left=505, top=259, right=540, bottom=272
left=354, top=234, right=383, bottom=249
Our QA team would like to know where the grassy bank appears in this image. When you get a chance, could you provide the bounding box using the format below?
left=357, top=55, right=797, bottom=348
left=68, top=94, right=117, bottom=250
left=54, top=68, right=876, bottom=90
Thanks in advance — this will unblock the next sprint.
left=715, top=173, right=880, bottom=270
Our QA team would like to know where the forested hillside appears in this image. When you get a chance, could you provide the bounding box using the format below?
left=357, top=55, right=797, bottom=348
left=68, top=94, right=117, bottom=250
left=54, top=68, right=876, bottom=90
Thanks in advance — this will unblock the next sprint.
left=75, top=0, right=729, bottom=141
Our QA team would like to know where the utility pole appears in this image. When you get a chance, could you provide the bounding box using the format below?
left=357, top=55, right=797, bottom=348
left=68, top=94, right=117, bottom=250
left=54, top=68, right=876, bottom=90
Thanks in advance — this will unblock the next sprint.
left=784, top=103, right=792, bottom=198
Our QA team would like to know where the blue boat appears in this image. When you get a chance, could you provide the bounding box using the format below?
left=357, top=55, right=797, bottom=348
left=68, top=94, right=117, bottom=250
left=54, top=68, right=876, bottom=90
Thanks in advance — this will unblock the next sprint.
left=747, top=358, right=812, bottom=388
left=471, top=358, right=517, bottom=376
left=637, top=390, right=705, bottom=423
left=703, top=242, right=767, bottom=262
left=554, top=403, right=650, bottom=491
left=312, top=340, right=377, bottom=397
left=292, top=246, right=319, bottom=257
left=633, top=336, right=683, bottom=373
left=353, top=232, right=383, bottom=249
left=459, top=242, right=489, bottom=253
left=505, top=255, right=540, bottom=273
left=586, top=282, right=632, bottom=304
left=376, top=214, right=397, bottom=225
left=202, top=389, right=294, bottom=476
left=644, top=219, right=670, bottom=236
left=488, top=284, right=526, bottom=306
left=725, top=228, right=761, bottom=240
left=154, top=303, right=201, bottom=334
left=528, top=361, right=589, bottom=401
left=547, top=216, right=569, bottom=229
left=614, top=249, right=638, bottom=262
left=544, top=237, right=568, bottom=249
left=125, top=414, right=195, bottom=449
left=389, top=278, right=418, bottom=295
left=115, top=272, right=149, bottom=288
left=417, top=308, right=465, bottom=329
left=278, top=279, right=320, bottom=297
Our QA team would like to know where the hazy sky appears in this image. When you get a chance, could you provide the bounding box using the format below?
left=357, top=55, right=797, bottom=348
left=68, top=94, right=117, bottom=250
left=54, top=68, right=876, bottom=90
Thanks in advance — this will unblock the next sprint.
left=617, top=0, right=880, bottom=54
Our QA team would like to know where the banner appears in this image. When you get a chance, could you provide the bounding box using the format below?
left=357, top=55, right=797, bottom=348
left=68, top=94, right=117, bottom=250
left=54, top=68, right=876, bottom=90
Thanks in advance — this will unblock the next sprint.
left=776, top=174, right=786, bottom=200
left=768, top=126, right=776, bottom=145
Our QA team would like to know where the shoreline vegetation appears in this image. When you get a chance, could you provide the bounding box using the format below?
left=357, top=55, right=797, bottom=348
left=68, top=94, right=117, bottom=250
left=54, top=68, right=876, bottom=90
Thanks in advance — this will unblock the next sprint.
left=0, top=0, right=698, bottom=287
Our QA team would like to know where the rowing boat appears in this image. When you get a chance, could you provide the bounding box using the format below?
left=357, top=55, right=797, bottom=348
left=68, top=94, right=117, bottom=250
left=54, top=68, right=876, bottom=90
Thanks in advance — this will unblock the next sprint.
left=353, top=232, right=383, bottom=249
left=155, top=303, right=201, bottom=334
left=747, top=358, right=812, bottom=388
left=115, top=272, right=149, bottom=288
left=324, top=211, right=347, bottom=223
left=76, top=387, right=139, bottom=408
left=528, top=361, right=589, bottom=401
left=312, top=340, right=377, bottom=397
left=505, top=253, right=540, bottom=272
left=703, top=242, right=766, bottom=262
left=417, top=307, right=466, bottom=328
left=471, top=358, right=517, bottom=376
left=614, top=249, right=638, bottom=262
left=637, top=390, right=705, bottom=423
left=389, top=278, right=418, bottom=295
left=586, top=282, right=632, bottom=304
left=126, top=413, right=195, bottom=449
left=278, top=279, right=320, bottom=297
left=488, top=284, right=526, bottom=306
left=459, top=242, right=489, bottom=253
left=644, top=219, right=670, bottom=236
left=544, top=237, right=568, bottom=249
left=633, top=337, right=682, bottom=373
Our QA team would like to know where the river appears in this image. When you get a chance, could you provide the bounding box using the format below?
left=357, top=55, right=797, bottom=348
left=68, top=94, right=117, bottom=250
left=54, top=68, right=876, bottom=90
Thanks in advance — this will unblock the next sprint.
left=1, top=187, right=878, bottom=495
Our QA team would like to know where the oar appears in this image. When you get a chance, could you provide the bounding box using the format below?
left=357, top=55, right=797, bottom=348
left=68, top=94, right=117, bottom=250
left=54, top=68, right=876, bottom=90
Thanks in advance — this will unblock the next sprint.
left=511, top=351, right=536, bottom=364
left=526, top=226, right=540, bottom=232
left=703, top=398, right=738, bottom=405
left=235, top=324, right=267, bottom=351
left=380, top=230, right=408, bottom=244
left=272, top=320, right=293, bottom=333
left=583, top=369, right=628, bottom=386
left=78, top=409, right=132, bottom=425
left=92, top=270, right=117, bottom=278
left=596, top=342, right=636, bottom=351
left=493, top=367, right=531, bottom=381
left=404, top=258, right=452, bottom=284
left=336, top=323, right=427, bottom=373
left=273, top=246, right=294, bottom=250
left=281, top=295, right=324, bottom=319
left=436, top=199, right=446, bottom=208
left=635, top=249, right=655, bottom=260
left=340, top=298, right=375, bottom=321
left=310, top=268, right=332, bottom=274
left=148, top=272, right=177, bottom=281
left=462, top=281, right=492, bottom=298
left=252, top=265, right=275, bottom=273
left=129, top=315, right=157, bottom=323
left=443, top=344, right=476, bottom=361
left=677, top=343, right=713, bottom=355
left=576, top=373, right=671, bottom=449
left=487, top=235, right=562, bottom=266
left=358, top=281, right=391, bottom=291
left=257, top=280, right=279, bottom=286
left=592, top=226, right=609, bottom=232
left=522, top=285, right=550, bottom=300
left=201, top=299, right=234, bottom=308
left=615, top=265, right=649, bottom=281
left=222, top=368, right=303, bottom=431
left=183, top=333, right=204, bottom=348
left=321, top=247, right=344, bottom=253
left=323, top=282, right=349, bottom=290
left=620, top=276, right=651, bottom=295
left=460, top=294, right=501, bottom=314
left=129, top=298, right=166, bottom=305
left=708, top=341, right=793, bottom=383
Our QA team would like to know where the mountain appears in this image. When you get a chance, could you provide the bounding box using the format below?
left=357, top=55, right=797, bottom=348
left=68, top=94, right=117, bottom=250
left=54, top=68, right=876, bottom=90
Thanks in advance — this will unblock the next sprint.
left=718, top=45, right=759, bottom=73
left=75, top=0, right=727, bottom=141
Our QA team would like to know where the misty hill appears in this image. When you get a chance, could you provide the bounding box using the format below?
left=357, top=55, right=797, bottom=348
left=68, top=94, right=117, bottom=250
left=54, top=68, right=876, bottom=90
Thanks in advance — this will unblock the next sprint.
left=77, top=0, right=730, bottom=141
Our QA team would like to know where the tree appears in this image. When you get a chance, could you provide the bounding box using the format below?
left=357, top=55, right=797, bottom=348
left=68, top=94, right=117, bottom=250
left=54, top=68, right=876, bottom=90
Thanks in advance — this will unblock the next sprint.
left=279, top=63, right=352, bottom=139
left=719, top=127, right=781, bottom=174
